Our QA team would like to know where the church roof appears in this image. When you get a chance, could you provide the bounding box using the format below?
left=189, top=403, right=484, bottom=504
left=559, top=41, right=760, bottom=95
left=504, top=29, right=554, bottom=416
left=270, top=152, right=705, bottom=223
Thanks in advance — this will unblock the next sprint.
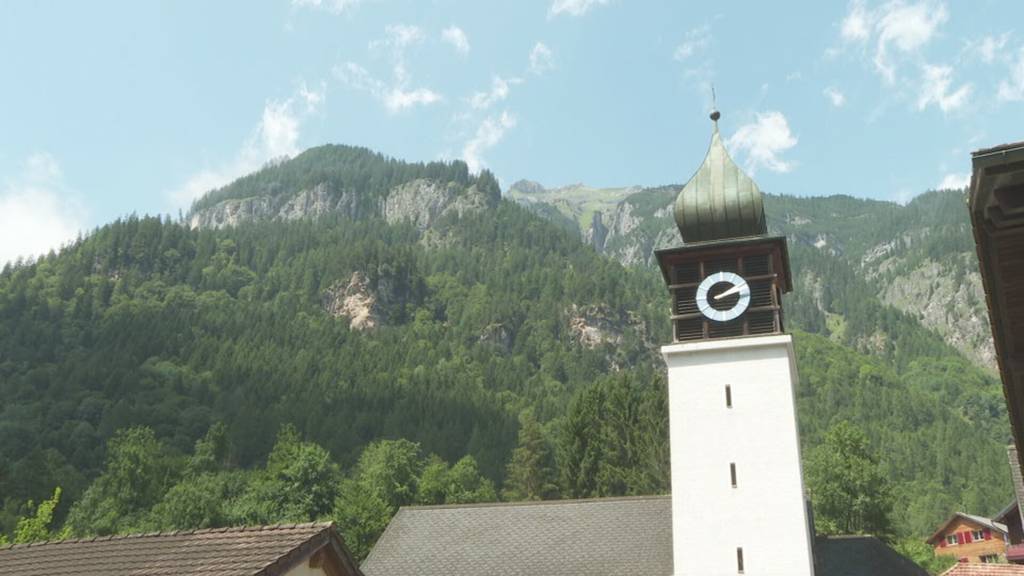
left=673, top=111, right=767, bottom=244
left=361, top=495, right=927, bottom=576
left=0, top=522, right=364, bottom=576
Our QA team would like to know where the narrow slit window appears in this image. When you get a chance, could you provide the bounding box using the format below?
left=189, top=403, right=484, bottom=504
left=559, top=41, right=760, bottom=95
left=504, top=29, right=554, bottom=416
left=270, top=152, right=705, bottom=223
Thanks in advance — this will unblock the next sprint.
left=737, top=547, right=744, bottom=573
left=725, top=384, right=732, bottom=408
left=730, top=463, right=737, bottom=488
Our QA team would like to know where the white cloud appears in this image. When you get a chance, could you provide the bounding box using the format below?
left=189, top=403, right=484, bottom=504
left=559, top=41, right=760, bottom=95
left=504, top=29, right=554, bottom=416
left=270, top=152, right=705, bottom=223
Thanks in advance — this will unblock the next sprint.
left=169, top=85, right=323, bottom=207
left=291, top=0, right=371, bottom=14
left=917, top=64, right=971, bottom=112
left=298, top=80, right=326, bottom=112
left=1, top=153, right=85, bottom=264
left=838, top=0, right=948, bottom=82
left=338, top=25, right=444, bottom=113
left=469, top=76, right=522, bottom=110
left=462, top=111, right=516, bottom=173
left=384, top=87, right=443, bottom=111
left=529, top=42, right=554, bottom=75
left=937, top=172, right=969, bottom=190
left=441, top=25, right=470, bottom=55
left=998, top=47, right=1024, bottom=102
left=874, top=1, right=948, bottom=82
left=726, top=111, right=798, bottom=174
left=673, top=25, right=711, bottom=61
left=335, top=61, right=442, bottom=113
left=841, top=0, right=871, bottom=42
left=973, top=33, right=1010, bottom=64
left=372, top=23, right=424, bottom=55
left=549, top=0, right=610, bottom=17
left=824, top=86, right=847, bottom=107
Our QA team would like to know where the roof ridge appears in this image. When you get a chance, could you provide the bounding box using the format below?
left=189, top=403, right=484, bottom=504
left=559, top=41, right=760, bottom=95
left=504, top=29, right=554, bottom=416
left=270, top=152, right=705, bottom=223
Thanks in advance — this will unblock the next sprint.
left=400, top=494, right=671, bottom=512
left=0, top=521, right=334, bottom=551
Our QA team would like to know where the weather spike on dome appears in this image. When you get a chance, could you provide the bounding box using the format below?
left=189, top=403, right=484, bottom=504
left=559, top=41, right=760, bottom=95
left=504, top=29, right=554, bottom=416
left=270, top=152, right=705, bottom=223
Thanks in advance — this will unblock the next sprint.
left=673, top=107, right=766, bottom=244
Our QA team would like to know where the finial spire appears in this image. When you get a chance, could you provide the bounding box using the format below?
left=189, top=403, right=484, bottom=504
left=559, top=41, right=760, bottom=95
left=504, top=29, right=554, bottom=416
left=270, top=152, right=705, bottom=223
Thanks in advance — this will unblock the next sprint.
left=710, top=85, right=721, bottom=123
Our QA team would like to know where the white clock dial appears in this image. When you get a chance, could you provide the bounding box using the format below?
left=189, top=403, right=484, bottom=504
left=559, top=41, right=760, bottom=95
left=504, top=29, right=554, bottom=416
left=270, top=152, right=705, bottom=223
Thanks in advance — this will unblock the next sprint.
left=695, top=271, right=751, bottom=322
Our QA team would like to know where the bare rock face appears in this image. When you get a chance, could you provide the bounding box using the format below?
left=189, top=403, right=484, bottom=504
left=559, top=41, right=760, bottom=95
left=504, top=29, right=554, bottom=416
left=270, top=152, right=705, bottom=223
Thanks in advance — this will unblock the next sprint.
left=567, top=304, right=648, bottom=349
left=383, top=179, right=489, bottom=230
left=583, top=212, right=608, bottom=251
left=878, top=256, right=995, bottom=367
left=189, top=183, right=358, bottom=229
left=322, top=272, right=380, bottom=330
left=479, top=322, right=513, bottom=351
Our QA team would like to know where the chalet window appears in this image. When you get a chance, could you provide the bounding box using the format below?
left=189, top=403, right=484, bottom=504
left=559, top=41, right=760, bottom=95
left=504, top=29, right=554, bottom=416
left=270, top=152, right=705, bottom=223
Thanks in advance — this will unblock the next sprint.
left=725, top=385, right=732, bottom=408
left=945, top=535, right=957, bottom=546
left=972, top=529, right=985, bottom=541
left=981, top=554, right=1000, bottom=563
left=730, top=463, right=737, bottom=488
left=736, top=547, right=744, bottom=573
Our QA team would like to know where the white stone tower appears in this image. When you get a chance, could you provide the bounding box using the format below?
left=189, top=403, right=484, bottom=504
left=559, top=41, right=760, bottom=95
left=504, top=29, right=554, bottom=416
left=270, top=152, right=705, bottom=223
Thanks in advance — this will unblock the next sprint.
left=655, top=111, right=815, bottom=575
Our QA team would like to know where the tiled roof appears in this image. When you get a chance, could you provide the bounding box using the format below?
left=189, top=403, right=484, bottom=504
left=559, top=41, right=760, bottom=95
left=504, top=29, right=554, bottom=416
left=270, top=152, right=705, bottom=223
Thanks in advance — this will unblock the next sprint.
left=361, top=495, right=927, bottom=576
left=814, top=535, right=928, bottom=576
left=942, top=564, right=1024, bottom=576
left=0, top=522, right=353, bottom=576
left=363, top=495, right=673, bottom=576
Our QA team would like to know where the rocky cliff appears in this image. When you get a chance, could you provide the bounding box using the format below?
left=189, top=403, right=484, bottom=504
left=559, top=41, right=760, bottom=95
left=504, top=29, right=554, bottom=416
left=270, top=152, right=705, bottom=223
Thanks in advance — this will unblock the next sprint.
left=509, top=184, right=995, bottom=371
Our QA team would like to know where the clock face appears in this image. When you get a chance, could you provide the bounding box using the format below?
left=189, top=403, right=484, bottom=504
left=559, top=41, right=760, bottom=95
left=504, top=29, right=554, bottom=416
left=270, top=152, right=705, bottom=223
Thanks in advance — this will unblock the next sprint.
left=695, top=271, right=751, bottom=322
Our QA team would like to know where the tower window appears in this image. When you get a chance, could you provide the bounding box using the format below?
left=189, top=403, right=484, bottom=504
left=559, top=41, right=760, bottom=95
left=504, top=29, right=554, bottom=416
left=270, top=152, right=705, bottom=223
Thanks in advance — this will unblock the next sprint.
left=725, top=384, right=732, bottom=408
left=730, top=463, right=737, bottom=488
left=737, top=547, right=744, bottom=573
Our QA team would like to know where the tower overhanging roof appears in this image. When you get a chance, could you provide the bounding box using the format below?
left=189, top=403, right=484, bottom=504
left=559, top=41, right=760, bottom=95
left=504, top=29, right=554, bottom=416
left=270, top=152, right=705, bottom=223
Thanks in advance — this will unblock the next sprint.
left=674, top=113, right=767, bottom=243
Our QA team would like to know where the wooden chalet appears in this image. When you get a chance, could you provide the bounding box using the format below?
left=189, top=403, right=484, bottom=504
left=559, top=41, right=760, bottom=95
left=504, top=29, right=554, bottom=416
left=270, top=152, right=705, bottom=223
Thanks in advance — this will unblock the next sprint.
left=0, top=522, right=364, bottom=576
left=928, top=512, right=1009, bottom=564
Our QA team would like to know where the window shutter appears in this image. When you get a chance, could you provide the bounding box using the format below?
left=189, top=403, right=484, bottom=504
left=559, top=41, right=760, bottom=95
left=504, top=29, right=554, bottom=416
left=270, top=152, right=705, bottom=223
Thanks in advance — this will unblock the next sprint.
left=965, top=531, right=973, bottom=543
left=984, top=529, right=992, bottom=540
left=958, top=532, right=965, bottom=545
left=940, top=538, right=947, bottom=548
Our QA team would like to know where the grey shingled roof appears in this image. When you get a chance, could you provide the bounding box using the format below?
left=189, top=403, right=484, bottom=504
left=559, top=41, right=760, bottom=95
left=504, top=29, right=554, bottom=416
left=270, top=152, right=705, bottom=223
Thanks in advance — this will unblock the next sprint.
left=814, top=535, right=928, bottom=576
left=362, top=495, right=927, bottom=576
left=1010, top=445, right=1024, bottom=515
left=363, top=496, right=672, bottom=576
left=0, top=522, right=360, bottom=576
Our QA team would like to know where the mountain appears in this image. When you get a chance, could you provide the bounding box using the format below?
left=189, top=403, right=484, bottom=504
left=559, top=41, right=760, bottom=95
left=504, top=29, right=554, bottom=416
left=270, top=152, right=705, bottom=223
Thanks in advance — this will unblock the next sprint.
left=0, top=144, right=1009, bottom=548
left=509, top=182, right=995, bottom=370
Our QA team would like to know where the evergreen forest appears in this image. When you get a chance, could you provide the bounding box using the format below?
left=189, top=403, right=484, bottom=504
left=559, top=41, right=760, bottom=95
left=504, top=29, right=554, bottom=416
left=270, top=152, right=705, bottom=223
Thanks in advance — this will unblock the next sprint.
left=0, top=145, right=1009, bottom=572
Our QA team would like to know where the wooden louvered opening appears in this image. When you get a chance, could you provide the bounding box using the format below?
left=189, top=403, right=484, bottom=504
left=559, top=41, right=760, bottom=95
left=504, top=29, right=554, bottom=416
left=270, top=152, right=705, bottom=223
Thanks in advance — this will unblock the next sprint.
left=667, top=245, right=785, bottom=342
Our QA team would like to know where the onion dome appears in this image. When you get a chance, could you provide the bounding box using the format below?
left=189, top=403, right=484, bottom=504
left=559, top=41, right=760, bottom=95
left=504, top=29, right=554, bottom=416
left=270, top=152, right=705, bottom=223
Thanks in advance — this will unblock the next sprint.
left=674, top=110, right=767, bottom=243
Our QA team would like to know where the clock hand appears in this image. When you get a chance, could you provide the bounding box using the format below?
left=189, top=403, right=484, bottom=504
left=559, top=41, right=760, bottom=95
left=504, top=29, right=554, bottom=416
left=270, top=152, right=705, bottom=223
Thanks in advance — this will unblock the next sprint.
left=713, top=282, right=748, bottom=301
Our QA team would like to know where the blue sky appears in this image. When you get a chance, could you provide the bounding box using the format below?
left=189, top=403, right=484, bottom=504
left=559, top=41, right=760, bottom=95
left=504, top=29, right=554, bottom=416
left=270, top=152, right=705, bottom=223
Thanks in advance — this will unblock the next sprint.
left=1, top=0, right=1023, bottom=263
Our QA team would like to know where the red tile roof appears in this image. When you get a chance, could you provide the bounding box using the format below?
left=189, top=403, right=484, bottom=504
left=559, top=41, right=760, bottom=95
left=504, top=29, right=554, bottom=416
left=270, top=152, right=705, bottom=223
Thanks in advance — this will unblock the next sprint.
left=0, top=522, right=361, bottom=576
left=942, top=564, right=1024, bottom=576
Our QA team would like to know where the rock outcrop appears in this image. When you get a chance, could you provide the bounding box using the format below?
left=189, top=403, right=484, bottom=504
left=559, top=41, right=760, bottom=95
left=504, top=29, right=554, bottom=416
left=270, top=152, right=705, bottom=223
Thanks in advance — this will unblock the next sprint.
left=322, top=272, right=381, bottom=330
left=189, top=183, right=359, bottom=229
left=383, top=179, right=489, bottom=230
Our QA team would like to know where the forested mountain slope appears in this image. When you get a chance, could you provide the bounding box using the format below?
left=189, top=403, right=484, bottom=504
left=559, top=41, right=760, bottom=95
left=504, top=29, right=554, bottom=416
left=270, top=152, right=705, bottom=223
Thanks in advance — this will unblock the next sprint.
left=0, top=145, right=1009, bottom=552
left=513, top=182, right=994, bottom=369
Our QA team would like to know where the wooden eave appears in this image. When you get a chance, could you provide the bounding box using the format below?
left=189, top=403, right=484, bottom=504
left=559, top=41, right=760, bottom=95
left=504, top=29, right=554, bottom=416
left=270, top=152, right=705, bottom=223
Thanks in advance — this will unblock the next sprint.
left=969, top=141, right=1024, bottom=473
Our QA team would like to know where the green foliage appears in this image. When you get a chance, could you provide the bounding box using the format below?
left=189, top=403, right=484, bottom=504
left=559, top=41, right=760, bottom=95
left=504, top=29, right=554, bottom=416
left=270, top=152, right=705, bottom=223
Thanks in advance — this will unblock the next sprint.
left=230, top=425, right=340, bottom=524
left=63, top=427, right=179, bottom=536
left=502, top=412, right=559, bottom=501
left=893, top=538, right=957, bottom=575
left=806, top=421, right=894, bottom=539
left=13, top=488, right=67, bottom=544
left=558, top=369, right=669, bottom=498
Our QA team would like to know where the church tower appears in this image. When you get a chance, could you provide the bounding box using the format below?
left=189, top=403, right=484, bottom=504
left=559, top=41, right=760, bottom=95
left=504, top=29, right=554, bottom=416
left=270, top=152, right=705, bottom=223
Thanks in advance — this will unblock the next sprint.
left=657, top=111, right=815, bottom=575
